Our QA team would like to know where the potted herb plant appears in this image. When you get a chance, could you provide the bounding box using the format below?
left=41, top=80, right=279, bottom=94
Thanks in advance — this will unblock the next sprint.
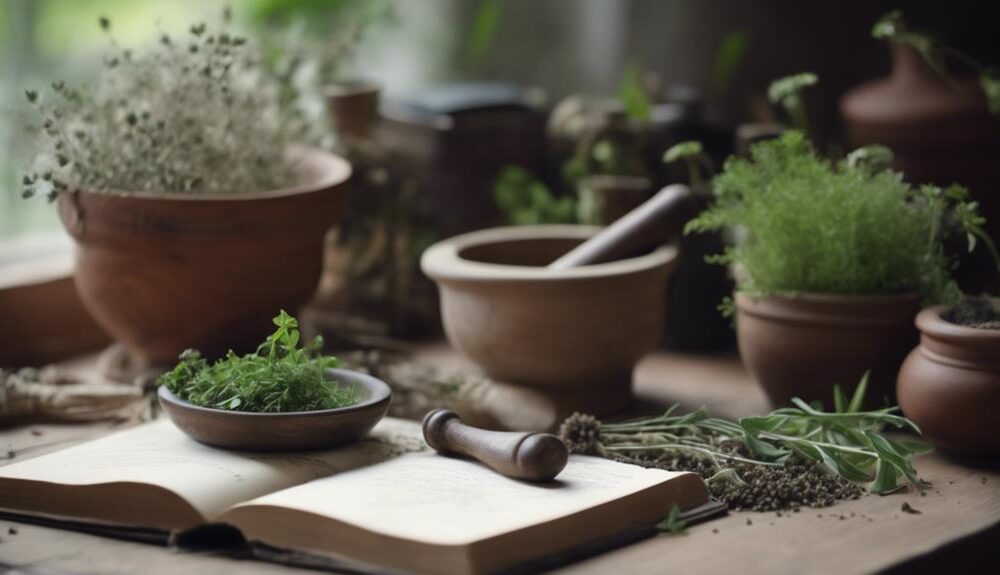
left=685, top=130, right=994, bottom=407
left=21, top=17, right=351, bottom=364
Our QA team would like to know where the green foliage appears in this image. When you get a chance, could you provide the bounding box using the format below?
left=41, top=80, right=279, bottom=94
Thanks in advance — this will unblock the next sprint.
left=711, top=30, right=750, bottom=100
left=466, top=0, right=503, bottom=68
left=767, top=72, right=817, bottom=133
left=617, top=63, right=651, bottom=121
left=494, top=166, right=577, bottom=225
left=656, top=505, right=687, bottom=535
left=586, top=375, right=930, bottom=495
left=663, top=140, right=713, bottom=186
left=684, top=131, right=995, bottom=305
left=159, top=311, right=357, bottom=413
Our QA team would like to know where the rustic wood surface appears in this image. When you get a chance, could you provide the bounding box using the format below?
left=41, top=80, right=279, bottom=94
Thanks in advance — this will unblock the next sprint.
left=1, top=345, right=998, bottom=574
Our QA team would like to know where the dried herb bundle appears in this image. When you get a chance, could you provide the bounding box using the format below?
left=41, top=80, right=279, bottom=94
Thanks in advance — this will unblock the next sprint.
left=159, top=311, right=357, bottom=413
left=21, top=13, right=309, bottom=200
left=560, top=375, right=930, bottom=501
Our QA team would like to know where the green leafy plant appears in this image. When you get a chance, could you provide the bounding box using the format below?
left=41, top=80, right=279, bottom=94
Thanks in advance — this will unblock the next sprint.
left=685, top=130, right=998, bottom=305
left=493, top=166, right=577, bottom=225
left=159, top=311, right=357, bottom=413
left=618, top=62, right=652, bottom=122
left=20, top=13, right=309, bottom=200
left=873, top=10, right=1000, bottom=115
left=711, top=30, right=750, bottom=100
left=560, top=374, right=930, bottom=495
left=767, top=72, right=817, bottom=133
left=663, top=141, right=713, bottom=186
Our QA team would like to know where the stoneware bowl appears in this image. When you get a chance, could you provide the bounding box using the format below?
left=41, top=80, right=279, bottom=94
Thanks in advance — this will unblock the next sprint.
left=736, top=292, right=920, bottom=408
left=421, top=225, right=678, bottom=426
left=897, top=305, right=1000, bottom=454
left=158, top=368, right=391, bottom=451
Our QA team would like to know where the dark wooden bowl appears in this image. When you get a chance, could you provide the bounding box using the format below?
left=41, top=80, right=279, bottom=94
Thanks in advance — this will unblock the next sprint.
left=157, top=368, right=392, bottom=451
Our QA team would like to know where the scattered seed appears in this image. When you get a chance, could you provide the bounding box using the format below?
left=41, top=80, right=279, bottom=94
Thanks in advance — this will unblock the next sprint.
left=7, top=527, right=16, bottom=535
left=712, top=528, right=719, bottom=534
left=901, top=502, right=922, bottom=515
left=746, top=518, right=753, bottom=526
left=30, top=429, right=43, bottom=437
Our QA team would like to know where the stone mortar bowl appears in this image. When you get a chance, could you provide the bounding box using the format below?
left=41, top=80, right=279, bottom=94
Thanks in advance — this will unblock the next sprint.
left=421, top=225, right=678, bottom=421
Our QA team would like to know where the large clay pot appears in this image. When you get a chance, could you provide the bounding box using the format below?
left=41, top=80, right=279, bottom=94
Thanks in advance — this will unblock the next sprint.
left=897, top=305, right=1000, bottom=454
left=57, top=146, right=351, bottom=364
left=422, top=225, right=678, bottom=430
left=735, top=292, right=920, bottom=408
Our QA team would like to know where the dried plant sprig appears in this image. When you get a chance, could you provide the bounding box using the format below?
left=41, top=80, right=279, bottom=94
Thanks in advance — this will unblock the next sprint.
left=21, top=14, right=311, bottom=200
left=560, top=374, right=930, bottom=495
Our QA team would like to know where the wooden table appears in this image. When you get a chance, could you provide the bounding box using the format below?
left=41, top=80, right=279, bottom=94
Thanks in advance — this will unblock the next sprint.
left=1, top=347, right=998, bottom=574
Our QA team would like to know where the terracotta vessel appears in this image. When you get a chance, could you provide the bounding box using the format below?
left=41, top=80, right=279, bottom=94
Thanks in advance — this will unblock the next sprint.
left=58, top=146, right=351, bottom=364
left=897, top=305, right=1000, bottom=454
left=324, top=81, right=380, bottom=141
left=576, top=175, right=651, bottom=225
left=736, top=292, right=920, bottom=408
left=159, top=368, right=391, bottom=452
left=422, top=225, right=678, bottom=430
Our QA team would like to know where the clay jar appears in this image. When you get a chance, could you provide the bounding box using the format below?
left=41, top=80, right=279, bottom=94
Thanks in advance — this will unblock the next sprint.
left=58, top=146, right=351, bottom=364
left=735, top=292, right=920, bottom=408
left=422, top=225, right=677, bottom=426
left=897, top=305, right=1000, bottom=454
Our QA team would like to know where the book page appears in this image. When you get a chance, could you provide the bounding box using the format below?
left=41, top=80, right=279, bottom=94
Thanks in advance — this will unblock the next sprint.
left=231, top=452, right=702, bottom=546
left=0, top=417, right=424, bottom=521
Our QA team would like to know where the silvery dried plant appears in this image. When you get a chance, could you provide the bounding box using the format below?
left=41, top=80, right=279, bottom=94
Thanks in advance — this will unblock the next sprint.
left=21, top=13, right=310, bottom=200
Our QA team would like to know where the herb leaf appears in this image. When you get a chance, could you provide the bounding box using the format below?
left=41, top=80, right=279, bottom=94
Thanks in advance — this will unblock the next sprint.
left=159, top=311, right=357, bottom=413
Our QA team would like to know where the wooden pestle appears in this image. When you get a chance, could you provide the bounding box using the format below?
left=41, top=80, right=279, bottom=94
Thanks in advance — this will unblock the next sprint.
left=422, top=409, right=568, bottom=482
left=547, top=183, right=695, bottom=270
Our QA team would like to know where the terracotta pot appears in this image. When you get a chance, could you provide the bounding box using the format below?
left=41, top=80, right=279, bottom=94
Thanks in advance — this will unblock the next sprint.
left=422, top=225, right=677, bottom=427
left=576, top=175, right=651, bottom=225
left=897, top=305, right=1000, bottom=454
left=735, top=292, right=920, bottom=408
left=324, top=81, right=380, bottom=141
left=57, top=146, right=351, bottom=364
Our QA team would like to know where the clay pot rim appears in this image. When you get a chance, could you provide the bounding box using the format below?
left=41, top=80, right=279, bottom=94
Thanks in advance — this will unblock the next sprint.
left=916, top=304, right=1000, bottom=341
left=735, top=290, right=921, bottom=326
left=66, top=144, right=351, bottom=203
left=157, top=367, right=392, bottom=418
left=323, top=80, right=381, bottom=98
left=421, top=224, right=677, bottom=282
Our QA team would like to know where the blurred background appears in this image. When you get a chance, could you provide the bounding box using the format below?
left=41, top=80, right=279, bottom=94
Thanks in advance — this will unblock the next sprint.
left=2, top=0, right=999, bottom=240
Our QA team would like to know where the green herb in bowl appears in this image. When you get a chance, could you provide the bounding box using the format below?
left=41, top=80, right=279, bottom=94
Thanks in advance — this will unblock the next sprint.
left=159, top=311, right=358, bottom=412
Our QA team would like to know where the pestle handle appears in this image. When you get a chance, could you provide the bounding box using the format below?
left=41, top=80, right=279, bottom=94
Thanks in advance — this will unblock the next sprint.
left=547, top=184, right=695, bottom=271
left=422, top=409, right=569, bottom=482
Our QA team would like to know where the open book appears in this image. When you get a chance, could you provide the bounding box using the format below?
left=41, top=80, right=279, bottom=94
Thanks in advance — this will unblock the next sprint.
left=0, top=418, right=710, bottom=575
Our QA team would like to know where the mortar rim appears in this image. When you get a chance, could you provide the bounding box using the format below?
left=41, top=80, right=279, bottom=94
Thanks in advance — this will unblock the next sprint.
left=420, top=224, right=678, bottom=282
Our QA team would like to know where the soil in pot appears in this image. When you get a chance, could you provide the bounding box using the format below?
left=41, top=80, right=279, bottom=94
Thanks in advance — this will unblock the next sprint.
left=942, top=296, right=1000, bottom=330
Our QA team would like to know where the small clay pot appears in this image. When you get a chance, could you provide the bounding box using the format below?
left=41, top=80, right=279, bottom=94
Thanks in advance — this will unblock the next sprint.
left=576, top=175, right=651, bottom=225
left=897, top=305, right=1000, bottom=454
left=58, top=146, right=351, bottom=364
left=736, top=292, right=920, bottom=408
left=324, top=81, right=380, bottom=141
left=422, top=225, right=677, bottom=424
